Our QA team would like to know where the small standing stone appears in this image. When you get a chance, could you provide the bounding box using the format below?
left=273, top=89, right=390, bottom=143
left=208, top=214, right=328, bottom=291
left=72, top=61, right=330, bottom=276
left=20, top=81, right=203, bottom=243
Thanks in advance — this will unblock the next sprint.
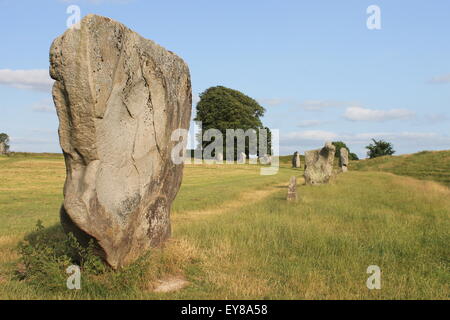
left=292, top=151, right=301, bottom=168
left=340, top=148, right=349, bottom=172
left=0, top=142, right=6, bottom=155
left=287, top=176, right=297, bottom=201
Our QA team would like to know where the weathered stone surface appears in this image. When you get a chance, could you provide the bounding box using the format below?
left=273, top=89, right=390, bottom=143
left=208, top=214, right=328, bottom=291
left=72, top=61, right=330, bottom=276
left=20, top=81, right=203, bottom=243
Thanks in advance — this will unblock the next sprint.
left=50, top=15, right=192, bottom=269
left=292, top=151, right=301, bottom=168
left=340, top=148, right=349, bottom=172
left=216, top=152, right=223, bottom=162
left=287, top=176, right=297, bottom=201
left=0, top=142, right=6, bottom=155
left=238, top=152, right=246, bottom=164
left=304, top=142, right=336, bottom=185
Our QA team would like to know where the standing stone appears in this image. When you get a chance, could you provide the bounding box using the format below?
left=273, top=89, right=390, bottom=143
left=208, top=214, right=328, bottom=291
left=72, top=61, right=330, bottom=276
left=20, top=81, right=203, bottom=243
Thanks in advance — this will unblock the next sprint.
left=340, top=148, right=349, bottom=172
left=287, top=176, right=297, bottom=201
left=50, top=15, right=192, bottom=269
left=0, top=142, right=6, bottom=155
left=304, top=142, right=336, bottom=185
left=292, top=151, right=301, bottom=168
left=237, top=152, right=246, bottom=164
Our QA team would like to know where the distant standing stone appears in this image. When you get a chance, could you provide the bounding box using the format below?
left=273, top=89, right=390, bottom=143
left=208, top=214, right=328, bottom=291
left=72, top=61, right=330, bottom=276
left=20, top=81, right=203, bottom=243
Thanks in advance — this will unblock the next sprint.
left=0, top=142, right=6, bottom=155
left=287, top=176, right=297, bottom=201
left=304, top=142, right=336, bottom=185
left=340, top=148, right=349, bottom=172
left=50, top=15, right=192, bottom=269
left=292, top=151, right=301, bottom=168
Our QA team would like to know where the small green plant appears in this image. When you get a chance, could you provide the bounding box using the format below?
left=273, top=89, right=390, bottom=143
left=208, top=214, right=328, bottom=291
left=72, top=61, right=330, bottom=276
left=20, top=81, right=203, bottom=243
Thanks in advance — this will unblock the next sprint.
left=17, top=221, right=150, bottom=297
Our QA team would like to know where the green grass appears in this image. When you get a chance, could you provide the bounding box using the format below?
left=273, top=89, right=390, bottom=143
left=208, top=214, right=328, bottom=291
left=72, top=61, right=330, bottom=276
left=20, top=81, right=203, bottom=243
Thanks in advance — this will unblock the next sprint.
left=351, top=150, right=450, bottom=187
left=0, top=153, right=448, bottom=299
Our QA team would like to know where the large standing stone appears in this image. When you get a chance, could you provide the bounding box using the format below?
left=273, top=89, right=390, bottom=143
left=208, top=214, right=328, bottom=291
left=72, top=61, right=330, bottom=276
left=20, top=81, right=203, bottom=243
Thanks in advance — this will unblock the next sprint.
left=50, top=15, right=192, bottom=269
left=292, top=151, right=301, bottom=168
left=287, top=176, right=297, bottom=201
left=304, top=142, right=336, bottom=185
left=340, top=148, right=349, bottom=172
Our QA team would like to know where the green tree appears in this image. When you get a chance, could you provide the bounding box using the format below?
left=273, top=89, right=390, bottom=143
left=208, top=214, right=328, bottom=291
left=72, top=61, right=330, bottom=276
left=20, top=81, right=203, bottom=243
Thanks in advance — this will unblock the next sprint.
left=349, top=152, right=359, bottom=161
left=332, top=141, right=359, bottom=160
left=366, top=139, right=395, bottom=159
left=194, top=86, right=271, bottom=158
left=0, top=133, right=10, bottom=153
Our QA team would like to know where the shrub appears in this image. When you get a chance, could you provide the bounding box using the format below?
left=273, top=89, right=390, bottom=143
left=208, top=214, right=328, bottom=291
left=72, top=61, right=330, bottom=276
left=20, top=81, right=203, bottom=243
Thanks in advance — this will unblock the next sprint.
left=17, top=221, right=149, bottom=297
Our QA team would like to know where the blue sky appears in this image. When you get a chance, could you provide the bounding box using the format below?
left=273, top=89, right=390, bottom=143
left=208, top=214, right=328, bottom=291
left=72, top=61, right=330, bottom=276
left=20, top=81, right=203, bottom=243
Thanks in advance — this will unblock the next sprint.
left=0, top=0, right=449, bottom=158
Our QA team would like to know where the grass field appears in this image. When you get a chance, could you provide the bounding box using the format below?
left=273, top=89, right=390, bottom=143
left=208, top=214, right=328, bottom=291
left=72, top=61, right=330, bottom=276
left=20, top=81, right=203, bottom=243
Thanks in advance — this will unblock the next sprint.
left=0, top=152, right=448, bottom=299
left=351, top=150, right=450, bottom=187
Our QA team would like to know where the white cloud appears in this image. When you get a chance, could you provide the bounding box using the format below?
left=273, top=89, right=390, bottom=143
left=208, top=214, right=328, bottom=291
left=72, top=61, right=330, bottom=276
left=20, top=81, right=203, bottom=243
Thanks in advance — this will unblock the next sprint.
left=297, top=100, right=347, bottom=111
left=297, top=120, right=327, bottom=128
left=259, top=98, right=358, bottom=111
left=344, top=106, right=415, bottom=122
left=280, top=130, right=450, bottom=157
left=32, top=99, right=55, bottom=113
left=0, top=69, right=53, bottom=92
left=9, top=137, right=56, bottom=145
left=428, top=73, right=450, bottom=84
left=283, top=130, right=338, bottom=143
left=257, top=98, right=287, bottom=107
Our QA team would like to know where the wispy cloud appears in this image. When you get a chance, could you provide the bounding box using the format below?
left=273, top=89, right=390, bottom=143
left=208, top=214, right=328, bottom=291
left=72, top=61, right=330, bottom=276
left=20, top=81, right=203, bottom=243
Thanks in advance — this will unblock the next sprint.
left=297, top=100, right=353, bottom=111
left=283, top=130, right=338, bottom=143
left=259, top=98, right=358, bottom=111
left=422, top=113, right=449, bottom=124
left=32, top=98, right=55, bottom=113
left=344, top=106, right=415, bottom=122
left=297, top=120, right=328, bottom=128
left=427, top=73, right=450, bottom=84
left=257, top=98, right=287, bottom=107
left=0, top=69, right=53, bottom=92
left=282, top=131, right=450, bottom=145
left=280, top=130, right=450, bottom=156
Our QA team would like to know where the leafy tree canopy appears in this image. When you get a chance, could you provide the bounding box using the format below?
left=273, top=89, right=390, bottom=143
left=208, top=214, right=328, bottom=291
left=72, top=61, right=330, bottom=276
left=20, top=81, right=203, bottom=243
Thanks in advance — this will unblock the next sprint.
left=194, top=86, right=271, bottom=157
left=195, top=86, right=265, bottom=131
left=366, top=139, right=395, bottom=159
left=332, top=141, right=359, bottom=160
